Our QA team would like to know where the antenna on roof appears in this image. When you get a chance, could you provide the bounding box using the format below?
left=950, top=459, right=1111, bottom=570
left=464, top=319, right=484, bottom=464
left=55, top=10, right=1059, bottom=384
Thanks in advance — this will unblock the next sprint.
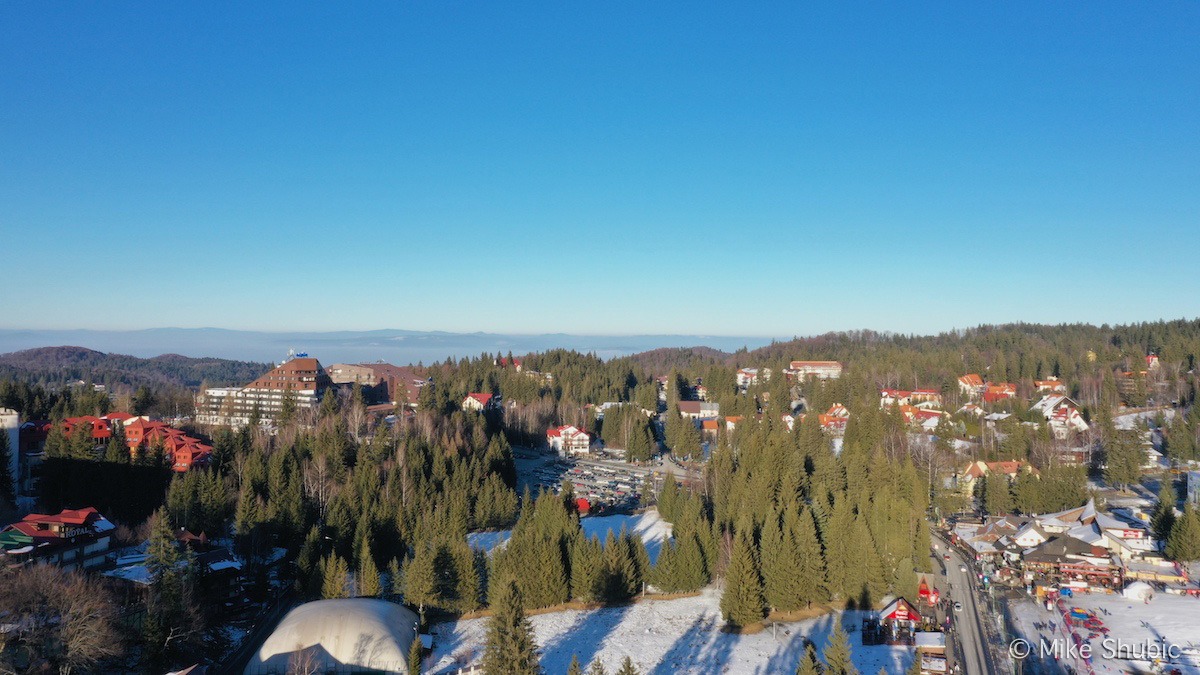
left=286, top=348, right=295, bottom=364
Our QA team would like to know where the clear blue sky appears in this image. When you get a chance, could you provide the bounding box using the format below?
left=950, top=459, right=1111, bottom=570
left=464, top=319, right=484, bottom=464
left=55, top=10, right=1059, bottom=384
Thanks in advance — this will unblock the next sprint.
left=2, top=3, right=1197, bottom=337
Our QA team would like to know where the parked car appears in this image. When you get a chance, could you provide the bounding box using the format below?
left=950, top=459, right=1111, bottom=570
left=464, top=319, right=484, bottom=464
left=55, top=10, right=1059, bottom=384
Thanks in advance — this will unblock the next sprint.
left=954, top=602, right=963, bottom=612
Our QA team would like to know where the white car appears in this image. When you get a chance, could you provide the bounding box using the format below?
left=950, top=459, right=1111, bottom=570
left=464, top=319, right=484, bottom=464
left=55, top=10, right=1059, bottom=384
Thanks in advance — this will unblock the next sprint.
left=954, top=602, right=963, bottom=612
left=959, top=565, right=967, bottom=573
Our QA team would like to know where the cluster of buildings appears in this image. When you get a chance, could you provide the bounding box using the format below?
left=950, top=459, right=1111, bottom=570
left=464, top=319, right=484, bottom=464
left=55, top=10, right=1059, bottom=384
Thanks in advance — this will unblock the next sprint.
left=951, top=498, right=1194, bottom=599
left=19, top=413, right=213, bottom=472
left=783, top=360, right=843, bottom=380
left=957, top=374, right=1017, bottom=403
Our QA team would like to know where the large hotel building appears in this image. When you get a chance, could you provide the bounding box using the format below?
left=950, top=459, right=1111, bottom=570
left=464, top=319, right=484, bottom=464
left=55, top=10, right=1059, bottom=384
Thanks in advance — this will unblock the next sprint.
left=195, top=356, right=333, bottom=427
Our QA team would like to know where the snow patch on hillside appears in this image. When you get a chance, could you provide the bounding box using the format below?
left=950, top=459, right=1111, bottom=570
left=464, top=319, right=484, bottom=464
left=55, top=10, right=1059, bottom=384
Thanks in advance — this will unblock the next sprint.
left=428, top=589, right=913, bottom=674
left=468, top=510, right=673, bottom=564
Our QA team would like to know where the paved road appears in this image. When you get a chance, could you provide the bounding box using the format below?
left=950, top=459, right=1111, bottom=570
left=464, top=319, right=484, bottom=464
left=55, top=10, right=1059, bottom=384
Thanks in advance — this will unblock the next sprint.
left=935, top=534, right=993, bottom=675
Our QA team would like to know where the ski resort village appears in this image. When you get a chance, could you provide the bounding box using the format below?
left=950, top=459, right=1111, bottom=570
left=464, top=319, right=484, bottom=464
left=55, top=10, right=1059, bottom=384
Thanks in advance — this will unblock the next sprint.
left=3, top=331, right=1200, bottom=675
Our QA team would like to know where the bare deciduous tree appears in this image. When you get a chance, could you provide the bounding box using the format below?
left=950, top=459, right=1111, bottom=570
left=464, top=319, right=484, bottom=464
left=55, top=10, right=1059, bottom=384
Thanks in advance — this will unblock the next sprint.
left=0, top=564, right=122, bottom=675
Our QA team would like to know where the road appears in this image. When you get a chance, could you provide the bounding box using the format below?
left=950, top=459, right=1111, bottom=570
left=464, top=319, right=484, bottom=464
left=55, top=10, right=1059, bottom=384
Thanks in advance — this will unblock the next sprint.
left=934, top=534, right=994, bottom=675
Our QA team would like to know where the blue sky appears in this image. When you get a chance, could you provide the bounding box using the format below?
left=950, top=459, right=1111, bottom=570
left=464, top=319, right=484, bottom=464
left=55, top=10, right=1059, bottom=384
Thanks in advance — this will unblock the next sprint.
left=2, top=3, right=1197, bottom=337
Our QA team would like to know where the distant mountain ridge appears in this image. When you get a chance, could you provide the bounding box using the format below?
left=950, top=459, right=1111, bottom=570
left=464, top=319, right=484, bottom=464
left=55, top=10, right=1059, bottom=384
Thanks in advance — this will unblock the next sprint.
left=0, top=328, right=775, bottom=366
left=0, top=345, right=271, bottom=390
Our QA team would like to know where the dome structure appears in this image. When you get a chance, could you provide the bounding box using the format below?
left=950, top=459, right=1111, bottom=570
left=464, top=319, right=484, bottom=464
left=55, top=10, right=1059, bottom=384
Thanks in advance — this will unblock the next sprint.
left=244, top=598, right=419, bottom=674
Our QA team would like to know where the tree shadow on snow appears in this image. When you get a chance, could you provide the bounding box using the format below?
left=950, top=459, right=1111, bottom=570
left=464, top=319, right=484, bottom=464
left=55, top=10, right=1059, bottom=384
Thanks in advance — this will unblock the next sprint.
left=539, top=602, right=634, bottom=672
left=650, top=614, right=738, bottom=675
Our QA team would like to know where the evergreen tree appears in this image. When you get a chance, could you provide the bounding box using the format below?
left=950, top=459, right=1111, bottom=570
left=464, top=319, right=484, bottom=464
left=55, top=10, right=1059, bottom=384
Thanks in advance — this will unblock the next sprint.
left=482, top=579, right=541, bottom=675
left=567, top=655, right=584, bottom=675
left=982, top=471, right=1013, bottom=516
left=0, top=428, right=15, bottom=509
left=404, top=544, right=440, bottom=616
left=796, top=644, right=821, bottom=675
left=720, top=530, right=765, bottom=628
left=321, top=554, right=349, bottom=599
left=1152, top=479, right=1178, bottom=543
left=822, top=620, right=859, bottom=675
left=1166, top=503, right=1200, bottom=562
left=792, top=507, right=828, bottom=606
left=587, top=660, right=607, bottom=675
left=615, top=656, right=640, bottom=675
left=408, top=635, right=424, bottom=675
left=357, top=542, right=381, bottom=597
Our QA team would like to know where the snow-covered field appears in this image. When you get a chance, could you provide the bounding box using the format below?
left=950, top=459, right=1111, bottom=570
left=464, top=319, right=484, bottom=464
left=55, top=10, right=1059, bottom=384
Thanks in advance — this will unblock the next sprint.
left=1010, top=591, right=1200, bottom=674
left=427, top=589, right=913, bottom=674
left=468, top=510, right=673, bottom=564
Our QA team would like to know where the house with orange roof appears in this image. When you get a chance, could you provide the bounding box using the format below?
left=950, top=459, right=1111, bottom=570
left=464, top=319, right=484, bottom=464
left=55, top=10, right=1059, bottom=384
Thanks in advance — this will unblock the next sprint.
left=958, top=374, right=985, bottom=398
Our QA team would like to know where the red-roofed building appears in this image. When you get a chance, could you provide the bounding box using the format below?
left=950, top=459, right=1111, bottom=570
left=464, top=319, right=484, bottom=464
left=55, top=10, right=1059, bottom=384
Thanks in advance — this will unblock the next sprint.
left=982, top=383, right=1017, bottom=403
left=123, top=417, right=212, bottom=472
left=462, top=393, right=498, bottom=412
left=547, top=425, right=590, bottom=455
left=0, top=507, right=116, bottom=569
left=958, top=374, right=985, bottom=399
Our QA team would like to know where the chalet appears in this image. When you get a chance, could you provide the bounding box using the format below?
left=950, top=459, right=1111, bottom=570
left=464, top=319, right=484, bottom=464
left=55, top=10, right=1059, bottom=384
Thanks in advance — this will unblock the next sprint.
left=880, top=389, right=912, bottom=407
left=547, top=425, right=591, bottom=455
left=954, top=460, right=1036, bottom=496
left=677, top=401, right=719, bottom=420
left=736, top=368, right=761, bottom=388
left=871, top=598, right=921, bottom=645
left=956, top=403, right=984, bottom=417
left=123, top=418, right=213, bottom=472
left=1029, top=395, right=1089, bottom=437
left=700, top=419, right=720, bottom=439
left=1145, top=354, right=1160, bottom=370
left=785, top=361, right=843, bottom=380
left=911, top=389, right=943, bottom=406
left=982, top=383, right=1017, bottom=403
left=461, top=393, right=498, bottom=412
left=724, top=416, right=743, bottom=432
left=957, top=374, right=985, bottom=398
left=1034, top=377, right=1067, bottom=394
left=1021, top=535, right=1122, bottom=592
left=0, top=507, right=115, bottom=569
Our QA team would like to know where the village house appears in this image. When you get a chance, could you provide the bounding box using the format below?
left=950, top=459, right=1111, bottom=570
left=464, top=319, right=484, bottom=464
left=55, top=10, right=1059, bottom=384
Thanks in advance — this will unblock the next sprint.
left=547, top=425, right=591, bottom=455
left=1034, top=377, right=1068, bottom=393
left=957, top=374, right=985, bottom=398
left=785, top=360, right=843, bottom=380
left=0, top=507, right=116, bottom=570
left=1029, top=394, right=1090, bottom=438
left=677, top=401, right=720, bottom=420
left=724, top=415, right=743, bottom=432
left=954, top=460, right=1037, bottom=497
left=735, top=368, right=760, bottom=388
left=461, top=392, right=499, bottom=412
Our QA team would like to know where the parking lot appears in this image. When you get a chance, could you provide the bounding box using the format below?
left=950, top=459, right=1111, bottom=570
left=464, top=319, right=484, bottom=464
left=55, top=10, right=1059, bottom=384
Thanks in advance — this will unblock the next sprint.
left=513, top=447, right=664, bottom=513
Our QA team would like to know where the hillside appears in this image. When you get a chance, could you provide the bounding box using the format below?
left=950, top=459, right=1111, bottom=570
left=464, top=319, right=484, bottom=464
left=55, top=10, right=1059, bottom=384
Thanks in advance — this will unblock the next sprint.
left=0, top=345, right=270, bottom=390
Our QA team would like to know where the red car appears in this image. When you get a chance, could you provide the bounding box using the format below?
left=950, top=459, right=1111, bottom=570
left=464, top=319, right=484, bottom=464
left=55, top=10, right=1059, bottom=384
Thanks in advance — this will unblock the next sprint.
left=943, top=554, right=951, bottom=561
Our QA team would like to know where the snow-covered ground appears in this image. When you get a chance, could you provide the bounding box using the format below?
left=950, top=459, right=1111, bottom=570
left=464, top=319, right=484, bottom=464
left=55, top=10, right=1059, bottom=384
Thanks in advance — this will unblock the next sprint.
left=427, top=589, right=913, bottom=674
left=1010, top=591, right=1200, bottom=674
left=468, top=510, right=673, bottom=564
left=1115, top=408, right=1175, bottom=430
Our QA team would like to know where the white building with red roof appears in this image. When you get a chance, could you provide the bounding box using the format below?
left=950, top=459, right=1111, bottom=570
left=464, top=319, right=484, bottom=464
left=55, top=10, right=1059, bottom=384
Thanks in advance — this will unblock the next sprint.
left=462, top=392, right=498, bottom=412
left=547, top=425, right=591, bottom=455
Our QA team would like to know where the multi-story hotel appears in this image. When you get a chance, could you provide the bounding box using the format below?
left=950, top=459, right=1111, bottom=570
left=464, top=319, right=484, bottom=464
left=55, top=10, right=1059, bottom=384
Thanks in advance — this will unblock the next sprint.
left=195, top=355, right=333, bottom=427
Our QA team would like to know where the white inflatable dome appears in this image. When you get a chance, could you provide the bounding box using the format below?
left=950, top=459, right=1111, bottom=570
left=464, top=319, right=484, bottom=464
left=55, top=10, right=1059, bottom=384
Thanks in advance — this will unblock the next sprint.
left=244, top=598, right=419, bottom=674
left=1121, top=580, right=1154, bottom=601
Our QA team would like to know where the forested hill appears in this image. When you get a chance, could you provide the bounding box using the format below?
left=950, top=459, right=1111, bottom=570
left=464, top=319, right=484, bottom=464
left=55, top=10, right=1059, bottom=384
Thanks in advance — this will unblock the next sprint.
left=625, top=320, right=1200, bottom=380
left=0, top=346, right=270, bottom=390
